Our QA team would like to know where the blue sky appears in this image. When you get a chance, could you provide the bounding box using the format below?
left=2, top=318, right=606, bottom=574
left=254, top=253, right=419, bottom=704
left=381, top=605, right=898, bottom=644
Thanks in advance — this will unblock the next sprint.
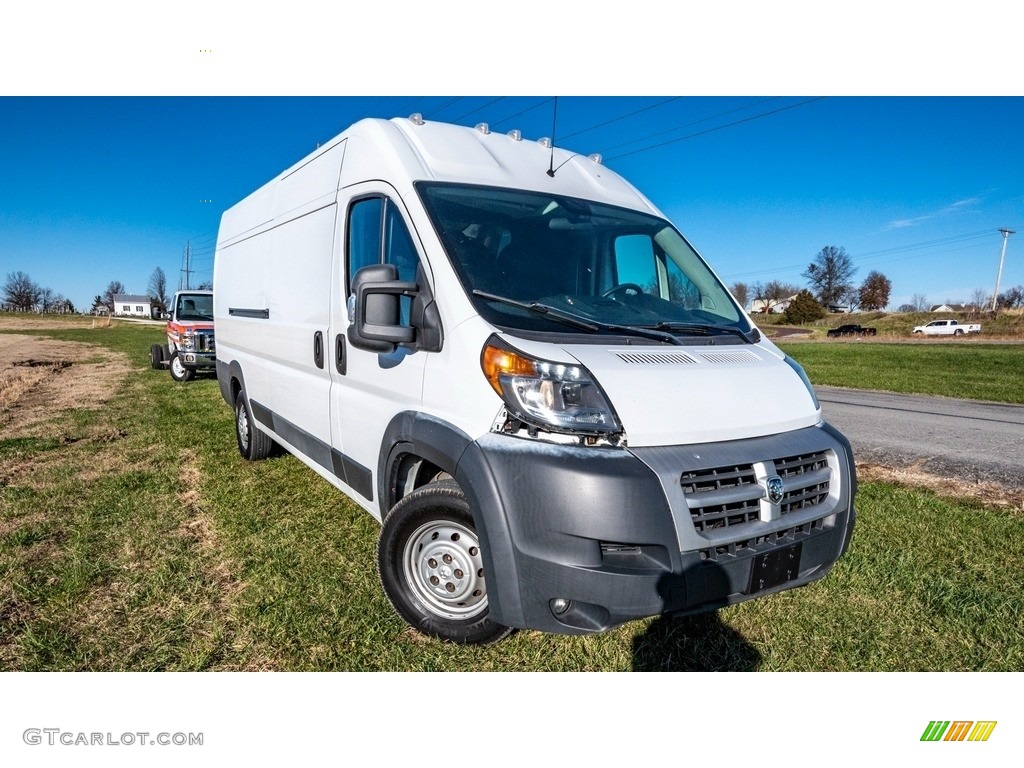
left=2, top=96, right=1022, bottom=312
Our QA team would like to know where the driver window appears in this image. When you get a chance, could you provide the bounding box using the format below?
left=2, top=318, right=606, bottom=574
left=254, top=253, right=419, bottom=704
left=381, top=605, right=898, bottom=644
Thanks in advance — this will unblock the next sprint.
left=347, top=196, right=421, bottom=324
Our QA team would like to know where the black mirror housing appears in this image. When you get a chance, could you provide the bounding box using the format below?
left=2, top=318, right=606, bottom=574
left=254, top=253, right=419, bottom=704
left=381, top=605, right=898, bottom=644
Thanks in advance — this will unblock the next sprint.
left=347, top=264, right=418, bottom=353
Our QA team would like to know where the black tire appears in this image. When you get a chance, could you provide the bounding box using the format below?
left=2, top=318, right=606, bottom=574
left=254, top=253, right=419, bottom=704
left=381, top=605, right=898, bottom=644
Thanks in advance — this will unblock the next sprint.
left=954, top=328, right=964, bottom=336
left=169, top=353, right=195, bottom=382
left=234, top=389, right=273, bottom=461
left=150, top=343, right=165, bottom=370
left=378, top=480, right=513, bottom=645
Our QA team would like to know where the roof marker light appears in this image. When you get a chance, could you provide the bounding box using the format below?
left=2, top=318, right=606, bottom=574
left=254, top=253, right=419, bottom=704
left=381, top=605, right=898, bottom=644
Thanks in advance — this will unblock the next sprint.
left=475, top=122, right=490, bottom=134
left=409, top=113, right=425, bottom=126
left=507, top=129, right=522, bottom=141
left=538, top=137, right=552, bottom=148
left=588, top=153, right=603, bottom=165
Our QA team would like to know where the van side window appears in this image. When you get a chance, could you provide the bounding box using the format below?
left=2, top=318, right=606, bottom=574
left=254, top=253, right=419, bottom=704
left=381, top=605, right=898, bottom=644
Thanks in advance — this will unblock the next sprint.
left=348, top=197, right=383, bottom=289
left=347, top=196, right=421, bottom=324
left=384, top=203, right=418, bottom=284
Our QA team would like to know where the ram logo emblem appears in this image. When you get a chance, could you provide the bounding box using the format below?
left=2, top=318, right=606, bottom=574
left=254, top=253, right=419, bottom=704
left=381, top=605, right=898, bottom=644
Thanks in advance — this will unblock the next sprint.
left=766, top=476, right=784, bottom=504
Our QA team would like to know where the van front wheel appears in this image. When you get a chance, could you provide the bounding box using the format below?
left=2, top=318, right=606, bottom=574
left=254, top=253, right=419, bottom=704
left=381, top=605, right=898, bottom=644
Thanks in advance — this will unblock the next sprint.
left=378, top=480, right=513, bottom=645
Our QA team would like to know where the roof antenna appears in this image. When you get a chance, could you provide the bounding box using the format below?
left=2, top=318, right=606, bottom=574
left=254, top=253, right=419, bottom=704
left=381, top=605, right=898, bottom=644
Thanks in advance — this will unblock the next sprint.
left=546, top=97, right=559, bottom=177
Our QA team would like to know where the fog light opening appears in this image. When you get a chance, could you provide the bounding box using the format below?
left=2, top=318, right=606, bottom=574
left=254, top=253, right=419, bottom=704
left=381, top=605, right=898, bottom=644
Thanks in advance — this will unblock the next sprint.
left=550, top=598, right=572, bottom=615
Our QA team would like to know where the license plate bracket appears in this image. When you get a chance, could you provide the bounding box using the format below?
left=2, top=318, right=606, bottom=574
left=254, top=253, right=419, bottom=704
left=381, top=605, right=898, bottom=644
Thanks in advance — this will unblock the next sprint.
left=746, top=542, right=802, bottom=594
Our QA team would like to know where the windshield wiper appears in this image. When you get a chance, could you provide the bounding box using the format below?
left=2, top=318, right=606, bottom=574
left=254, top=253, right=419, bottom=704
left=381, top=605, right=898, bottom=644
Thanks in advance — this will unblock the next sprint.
left=472, top=290, right=683, bottom=344
left=654, top=322, right=759, bottom=344
left=472, top=290, right=598, bottom=332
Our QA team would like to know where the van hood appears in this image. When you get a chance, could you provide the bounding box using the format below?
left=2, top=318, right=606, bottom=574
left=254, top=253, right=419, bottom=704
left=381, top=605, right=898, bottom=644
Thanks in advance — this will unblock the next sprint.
left=558, top=342, right=821, bottom=447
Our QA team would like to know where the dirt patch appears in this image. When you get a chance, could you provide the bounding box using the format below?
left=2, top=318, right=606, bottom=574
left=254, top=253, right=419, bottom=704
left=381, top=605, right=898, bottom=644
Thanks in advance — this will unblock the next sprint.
left=858, top=462, right=1024, bottom=512
left=0, top=334, right=132, bottom=438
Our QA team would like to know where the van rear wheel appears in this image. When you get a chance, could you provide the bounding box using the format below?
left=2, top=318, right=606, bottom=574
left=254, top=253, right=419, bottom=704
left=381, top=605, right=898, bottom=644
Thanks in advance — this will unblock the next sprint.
left=378, top=480, right=513, bottom=645
left=234, top=389, right=273, bottom=460
left=150, top=344, right=165, bottom=370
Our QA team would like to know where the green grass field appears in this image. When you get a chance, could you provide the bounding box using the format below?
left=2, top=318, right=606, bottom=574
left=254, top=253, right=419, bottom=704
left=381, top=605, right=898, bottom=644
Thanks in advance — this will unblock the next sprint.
left=2, top=320, right=1022, bottom=670
left=778, top=341, right=1024, bottom=404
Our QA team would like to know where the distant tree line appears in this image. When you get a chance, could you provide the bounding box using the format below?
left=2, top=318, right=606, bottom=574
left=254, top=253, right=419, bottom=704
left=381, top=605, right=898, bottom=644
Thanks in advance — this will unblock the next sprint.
left=2, top=271, right=75, bottom=313
left=736, top=242, right=1022, bottom=321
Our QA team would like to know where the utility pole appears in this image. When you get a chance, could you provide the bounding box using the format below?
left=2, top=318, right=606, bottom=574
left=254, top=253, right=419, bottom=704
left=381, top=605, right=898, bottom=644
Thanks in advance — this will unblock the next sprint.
left=178, top=241, right=193, bottom=291
left=991, top=228, right=1014, bottom=311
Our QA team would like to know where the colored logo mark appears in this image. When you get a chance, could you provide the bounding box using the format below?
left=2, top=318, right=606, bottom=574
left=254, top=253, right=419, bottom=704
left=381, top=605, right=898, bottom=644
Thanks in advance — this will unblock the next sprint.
left=921, top=721, right=997, bottom=742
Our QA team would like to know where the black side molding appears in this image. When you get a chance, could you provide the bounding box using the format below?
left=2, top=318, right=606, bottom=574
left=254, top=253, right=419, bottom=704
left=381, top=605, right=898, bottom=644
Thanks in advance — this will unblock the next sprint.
left=229, top=307, right=270, bottom=319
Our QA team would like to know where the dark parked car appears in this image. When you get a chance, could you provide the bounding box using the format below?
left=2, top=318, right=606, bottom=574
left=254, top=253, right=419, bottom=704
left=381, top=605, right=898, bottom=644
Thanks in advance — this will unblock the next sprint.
left=827, top=324, right=877, bottom=338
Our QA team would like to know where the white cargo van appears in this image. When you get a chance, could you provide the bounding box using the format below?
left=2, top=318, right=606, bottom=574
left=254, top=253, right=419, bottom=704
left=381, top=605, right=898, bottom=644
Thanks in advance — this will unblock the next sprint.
left=213, top=116, right=856, bottom=644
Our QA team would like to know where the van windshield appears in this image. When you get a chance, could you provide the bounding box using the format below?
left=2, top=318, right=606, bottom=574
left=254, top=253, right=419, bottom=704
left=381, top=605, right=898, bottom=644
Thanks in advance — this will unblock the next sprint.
left=417, top=183, right=752, bottom=341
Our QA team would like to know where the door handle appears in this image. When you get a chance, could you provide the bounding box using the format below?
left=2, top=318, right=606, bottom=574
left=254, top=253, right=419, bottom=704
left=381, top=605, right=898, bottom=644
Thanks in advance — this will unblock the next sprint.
left=313, top=331, right=324, bottom=369
left=335, top=334, right=347, bottom=376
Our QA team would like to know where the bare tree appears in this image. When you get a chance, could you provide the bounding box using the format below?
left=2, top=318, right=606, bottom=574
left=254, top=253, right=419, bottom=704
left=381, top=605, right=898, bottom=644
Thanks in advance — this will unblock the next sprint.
left=39, top=286, right=56, bottom=313
left=730, top=281, right=749, bottom=311
left=148, top=267, right=170, bottom=313
left=103, top=280, right=126, bottom=313
left=967, top=288, right=990, bottom=315
left=842, top=286, right=861, bottom=312
left=911, top=293, right=930, bottom=312
left=997, top=285, right=1024, bottom=309
left=858, top=271, right=892, bottom=311
left=803, top=245, right=857, bottom=308
left=3, top=271, right=41, bottom=311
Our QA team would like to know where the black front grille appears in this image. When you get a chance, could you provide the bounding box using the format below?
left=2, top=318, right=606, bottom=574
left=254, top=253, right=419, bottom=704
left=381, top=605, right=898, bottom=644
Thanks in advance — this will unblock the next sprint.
left=682, top=450, right=833, bottom=535
left=775, top=451, right=829, bottom=478
left=682, top=464, right=762, bottom=532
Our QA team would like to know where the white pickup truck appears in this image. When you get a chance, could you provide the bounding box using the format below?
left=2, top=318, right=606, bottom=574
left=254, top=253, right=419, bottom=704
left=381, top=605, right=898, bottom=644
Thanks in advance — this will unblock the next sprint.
left=912, top=319, right=981, bottom=336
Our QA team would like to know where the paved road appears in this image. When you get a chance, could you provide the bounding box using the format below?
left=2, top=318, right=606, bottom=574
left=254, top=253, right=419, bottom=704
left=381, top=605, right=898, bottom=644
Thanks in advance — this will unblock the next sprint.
left=816, top=386, right=1024, bottom=490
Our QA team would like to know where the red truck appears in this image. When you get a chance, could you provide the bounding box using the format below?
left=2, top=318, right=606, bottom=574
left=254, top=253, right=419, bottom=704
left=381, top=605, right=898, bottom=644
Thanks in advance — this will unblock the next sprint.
left=150, top=290, right=216, bottom=381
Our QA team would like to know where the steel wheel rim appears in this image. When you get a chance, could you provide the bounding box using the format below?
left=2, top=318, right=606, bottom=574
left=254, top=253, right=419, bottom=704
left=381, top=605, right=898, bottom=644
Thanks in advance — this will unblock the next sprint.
left=236, top=402, right=250, bottom=452
left=403, top=518, right=487, bottom=620
left=171, top=356, right=186, bottom=377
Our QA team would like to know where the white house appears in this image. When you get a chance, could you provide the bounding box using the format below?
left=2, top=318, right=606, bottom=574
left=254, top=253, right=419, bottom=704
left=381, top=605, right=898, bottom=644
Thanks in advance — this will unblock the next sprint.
left=750, top=293, right=798, bottom=314
left=112, top=294, right=155, bottom=318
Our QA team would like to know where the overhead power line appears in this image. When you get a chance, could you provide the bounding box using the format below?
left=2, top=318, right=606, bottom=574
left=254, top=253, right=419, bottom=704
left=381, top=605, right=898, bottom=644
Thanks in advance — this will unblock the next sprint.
left=558, top=97, right=683, bottom=141
left=606, top=97, right=826, bottom=161
left=599, top=97, right=781, bottom=152
left=490, top=98, right=555, bottom=129
left=451, top=97, right=507, bottom=124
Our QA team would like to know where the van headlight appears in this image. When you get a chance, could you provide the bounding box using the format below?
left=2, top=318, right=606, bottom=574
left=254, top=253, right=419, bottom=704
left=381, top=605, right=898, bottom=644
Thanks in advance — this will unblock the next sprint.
left=481, top=336, right=621, bottom=435
left=181, top=334, right=196, bottom=351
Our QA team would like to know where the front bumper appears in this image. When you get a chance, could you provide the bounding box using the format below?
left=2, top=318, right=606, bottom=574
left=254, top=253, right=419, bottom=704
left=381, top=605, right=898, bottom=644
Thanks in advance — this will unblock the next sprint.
left=179, top=351, right=217, bottom=368
left=458, top=423, right=855, bottom=635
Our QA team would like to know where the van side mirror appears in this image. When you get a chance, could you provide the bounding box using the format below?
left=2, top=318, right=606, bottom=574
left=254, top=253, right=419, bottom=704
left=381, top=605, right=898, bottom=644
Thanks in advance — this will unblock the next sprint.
left=347, top=264, right=418, bottom=353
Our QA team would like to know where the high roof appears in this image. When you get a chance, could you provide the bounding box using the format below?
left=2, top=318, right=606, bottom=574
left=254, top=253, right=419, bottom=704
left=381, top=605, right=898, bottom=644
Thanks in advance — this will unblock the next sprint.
left=218, top=117, right=662, bottom=248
